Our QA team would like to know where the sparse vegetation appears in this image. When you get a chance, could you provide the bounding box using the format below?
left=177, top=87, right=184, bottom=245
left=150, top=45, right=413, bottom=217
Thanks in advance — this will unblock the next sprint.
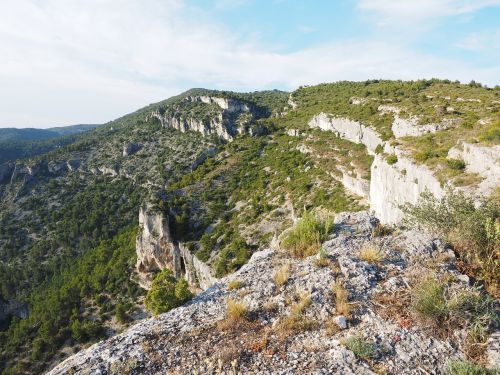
left=404, top=191, right=499, bottom=295
left=314, top=249, right=331, bottom=268
left=277, top=292, right=316, bottom=335
left=228, top=279, right=244, bottom=290
left=332, top=280, right=351, bottom=317
left=226, top=299, right=248, bottom=323
left=413, top=275, right=450, bottom=323
left=446, top=360, right=490, bottom=375
left=145, top=270, right=193, bottom=316
left=359, top=244, right=385, bottom=265
left=282, top=212, right=333, bottom=258
left=386, top=154, right=398, bottom=165
left=372, top=224, right=393, bottom=237
left=341, top=336, right=376, bottom=361
left=274, top=264, right=290, bottom=288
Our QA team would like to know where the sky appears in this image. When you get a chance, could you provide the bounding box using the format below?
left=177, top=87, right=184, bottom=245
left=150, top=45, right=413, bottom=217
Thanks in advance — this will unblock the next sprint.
left=1, top=0, right=499, bottom=128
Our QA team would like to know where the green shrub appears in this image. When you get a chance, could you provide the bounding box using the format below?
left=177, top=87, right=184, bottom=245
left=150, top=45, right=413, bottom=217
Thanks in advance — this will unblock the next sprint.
left=404, top=191, right=499, bottom=294
left=115, top=303, right=128, bottom=323
left=372, top=223, right=393, bottom=237
left=446, top=360, right=490, bottom=375
left=341, top=336, right=376, bottom=361
left=282, top=212, right=333, bottom=258
left=413, top=276, right=449, bottom=322
left=386, top=154, right=398, bottom=165
left=446, top=158, right=466, bottom=170
left=145, top=269, right=193, bottom=315
left=374, top=144, right=383, bottom=154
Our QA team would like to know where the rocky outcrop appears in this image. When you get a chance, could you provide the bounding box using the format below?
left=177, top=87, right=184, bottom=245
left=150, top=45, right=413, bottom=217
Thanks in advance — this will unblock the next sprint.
left=135, top=204, right=182, bottom=289
left=448, top=142, right=500, bottom=196
left=190, top=148, right=217, bottom=171
left=0, top=299, right=28, bottom=321
left=66, top=159, right=81, bottom=172
left=48, top=212, right=489, bottom=374
left=122, top=142, right=141, bottom=157
left=97, top=166, right=118, bottom=177
left=378, top=105, right=449, bottom=138
left=370, top=152, right=444, bottom=224
left=391, top=116, right=447, bottom=138
left=150, top=95, right=260, bottom=141
left=0, top=163, right=14, bottom=184
left=340, top=170, right=370, bottom=200
left=308, top=113, right=383, bottom=154
left=135, top=204, right=217, bottom=290
left=187, top=95, right=251, bottom=113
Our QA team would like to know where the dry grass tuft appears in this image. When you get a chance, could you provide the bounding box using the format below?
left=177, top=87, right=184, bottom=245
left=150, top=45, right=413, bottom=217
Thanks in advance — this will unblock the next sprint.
left=332, top=280, right=351, bottom=317
left=314, top=249, right=331, bottom=268
left=228, top=279, right=244, bottom=290
left=275, top=291, right=317, bottom=338
left=218, top=298, right=249, bottom=331
left=359, top=244, right=385, bottom=265
left=274, top=263, right=290, bottom=288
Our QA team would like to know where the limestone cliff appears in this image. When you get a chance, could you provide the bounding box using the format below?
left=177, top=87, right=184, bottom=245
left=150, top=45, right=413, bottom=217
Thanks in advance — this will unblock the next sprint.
left=149, top=95, right=260, bottom=141
left=135, top=204, right=217, bottom=290
left=308, top=112, right=383, bottom=154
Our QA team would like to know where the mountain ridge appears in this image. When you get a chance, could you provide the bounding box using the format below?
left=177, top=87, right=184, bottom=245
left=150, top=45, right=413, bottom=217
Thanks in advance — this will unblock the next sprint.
left=0, top=80, right=498, bottom=374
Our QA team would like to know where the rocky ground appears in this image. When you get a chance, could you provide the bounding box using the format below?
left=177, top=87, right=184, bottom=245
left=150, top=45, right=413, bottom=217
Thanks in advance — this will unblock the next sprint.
left=47, top=212, right=499, bottom=375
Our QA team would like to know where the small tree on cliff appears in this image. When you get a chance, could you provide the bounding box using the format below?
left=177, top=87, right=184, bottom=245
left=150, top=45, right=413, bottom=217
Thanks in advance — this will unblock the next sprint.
left=145, top=269, right=193, bottom=315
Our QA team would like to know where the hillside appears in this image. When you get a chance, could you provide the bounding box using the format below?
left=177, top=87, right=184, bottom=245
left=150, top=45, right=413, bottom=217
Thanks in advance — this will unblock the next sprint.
left=0, top=81, right=498, bottom=374
left=0, top=125, right=100, bottom=164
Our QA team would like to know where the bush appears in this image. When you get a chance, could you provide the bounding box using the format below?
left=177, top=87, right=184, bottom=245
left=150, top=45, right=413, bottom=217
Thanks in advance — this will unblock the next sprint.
left=341, top=336, right=376, bottom=361
left=404, top=191, right=499, bottom=294
left=145, top=269, right=193, bottom=315
left=386, top=154, right=398, bottom=165
left=372, top=223, right=393, bottom=237
left=446, top=360, right=489, bottom=375
left=446, top=158, right=466, bottom=170
left=282, top=212, right=333, bottom=258
left=413, top=276, right=449, bottom=323
left=115, top=303, right=128, bottom=323
left=374, top=144, right=383, bottom=154
left=226, top=299, right=248, bottom=322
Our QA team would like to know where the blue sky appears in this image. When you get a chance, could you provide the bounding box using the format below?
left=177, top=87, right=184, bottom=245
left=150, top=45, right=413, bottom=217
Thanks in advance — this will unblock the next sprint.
left=1, top=0, right=499, bottom=128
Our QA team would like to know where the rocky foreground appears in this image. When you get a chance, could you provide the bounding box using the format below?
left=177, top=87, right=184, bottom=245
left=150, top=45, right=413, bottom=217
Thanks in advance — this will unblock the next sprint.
left=48, top=212, right=499, bottom=375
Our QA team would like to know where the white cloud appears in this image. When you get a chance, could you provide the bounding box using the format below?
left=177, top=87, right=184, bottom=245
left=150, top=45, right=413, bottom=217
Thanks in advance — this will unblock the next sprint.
left=0, top=0, right=498, bottom=128
left=455, top=29, right=500, bottom=51
left=357, top=0, right=500, bottom=24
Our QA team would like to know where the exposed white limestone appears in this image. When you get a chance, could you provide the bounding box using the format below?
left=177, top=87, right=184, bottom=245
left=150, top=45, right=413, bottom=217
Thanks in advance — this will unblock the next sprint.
left=135, top=204, right=217, bottom=290
left=448, top=142, right=500, bottom=196
left=370, top=153, right=444, bottom=224
left=308, top=112, right=383, bottom=153
left=135, top=204, right=181, bottom=289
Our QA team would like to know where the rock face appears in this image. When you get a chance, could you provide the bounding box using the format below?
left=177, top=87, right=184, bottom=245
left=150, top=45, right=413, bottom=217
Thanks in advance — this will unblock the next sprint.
left=391, top=116, right=447, bottom=138
left=48, top=212, right=487, bottom=375
left=0, top=163, right=14, bottom=183
left=135, top=204, right=217, bottom=290
left=123, top=142, right=141, bottom=157
left=340, top=169, right=370, bottom=200
left=0, top=299, right=28, bottom=321
left=308, top=112, right=383, bottom=154
left=370, top=152, right=444, bottom=224
left=149, top=95, right=260, bottom=141
left=448, top=142, right=500, bottom=196
left=135, top=204, right=181, bottom=289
